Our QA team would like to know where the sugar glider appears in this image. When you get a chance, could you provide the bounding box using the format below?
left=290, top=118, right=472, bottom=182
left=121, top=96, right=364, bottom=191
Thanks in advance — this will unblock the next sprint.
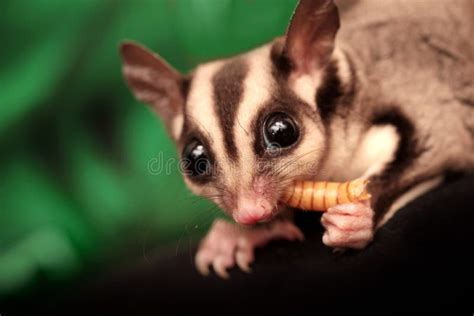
left=119, top=0, right=474, bottom=278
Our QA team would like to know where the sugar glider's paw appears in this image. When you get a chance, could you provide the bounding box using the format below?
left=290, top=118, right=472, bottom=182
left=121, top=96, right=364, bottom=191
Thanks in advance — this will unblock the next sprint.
left=321, top=202, right=374, bottom=249
left=195, top=218, right=304, bottom=278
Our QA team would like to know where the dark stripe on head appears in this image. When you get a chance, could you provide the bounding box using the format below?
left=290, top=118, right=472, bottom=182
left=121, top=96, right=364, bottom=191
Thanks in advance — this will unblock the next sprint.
left=180, top=75, right=192, bottom=100
left=212, top=59, right=248, bottom=160
left=316, top=61, right=343, bottom=121
left=270, top=38, right=292, bottom=81
left=316, top=51, right=357, bottom=124
left=178, top=74, right=194, bottom=141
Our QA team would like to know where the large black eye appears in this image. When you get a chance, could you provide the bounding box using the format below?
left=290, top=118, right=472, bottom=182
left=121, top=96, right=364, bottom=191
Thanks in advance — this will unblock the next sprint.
left=182, top=139, right=212, bottom=178
left=263, top=112, right=300, bottom=149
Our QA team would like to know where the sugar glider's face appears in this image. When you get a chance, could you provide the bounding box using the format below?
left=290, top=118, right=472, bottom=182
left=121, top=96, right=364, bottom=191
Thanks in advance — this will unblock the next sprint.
left=177, top=42, right=329, bottom=224
left=120, top=0, right=341, bottom=224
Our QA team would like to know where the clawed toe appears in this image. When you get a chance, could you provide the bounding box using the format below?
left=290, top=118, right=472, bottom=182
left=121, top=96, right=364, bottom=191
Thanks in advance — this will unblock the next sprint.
left=321, top=203, right=374, bottom=249
left=212, top=255, right=234, bottom=279
left=195, top=219, right=304, bottom=278
left=236, top=249, right=253, bottom=273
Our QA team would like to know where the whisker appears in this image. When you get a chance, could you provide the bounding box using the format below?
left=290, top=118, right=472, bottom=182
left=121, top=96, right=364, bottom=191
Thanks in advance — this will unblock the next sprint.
left=186, top=114, right=213, bottom=141
left=271, top=148, right=320, bottom=177
left=142, top=226, right=152, bottom=265
left=236, top=116, right=249, bottom=136
left=272, top=149, right=318, bottom=175
left=176, top=203, right=222, bottom=256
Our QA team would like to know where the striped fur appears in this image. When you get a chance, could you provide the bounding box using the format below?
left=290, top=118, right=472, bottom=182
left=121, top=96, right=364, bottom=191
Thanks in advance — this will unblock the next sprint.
left=212, top=59, right=248, bottom=161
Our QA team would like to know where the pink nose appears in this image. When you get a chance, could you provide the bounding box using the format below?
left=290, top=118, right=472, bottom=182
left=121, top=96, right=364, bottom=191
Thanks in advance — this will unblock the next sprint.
left=232, top=197, right=273, bottom=225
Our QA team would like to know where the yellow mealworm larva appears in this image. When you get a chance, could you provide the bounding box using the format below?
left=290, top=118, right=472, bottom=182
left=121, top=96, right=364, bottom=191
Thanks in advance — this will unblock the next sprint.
left=281, top=178, right=371, bottom=211
left=300, top=181, right=314, bottom=210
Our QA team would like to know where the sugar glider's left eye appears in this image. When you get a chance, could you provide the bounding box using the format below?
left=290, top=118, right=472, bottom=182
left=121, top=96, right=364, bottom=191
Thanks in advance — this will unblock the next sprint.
left=263, top=112, right=300, bottom=149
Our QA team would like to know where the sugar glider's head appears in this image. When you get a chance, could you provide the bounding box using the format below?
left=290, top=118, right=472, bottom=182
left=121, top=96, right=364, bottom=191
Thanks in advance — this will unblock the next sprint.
left=120, top=0, right=345, bottom=225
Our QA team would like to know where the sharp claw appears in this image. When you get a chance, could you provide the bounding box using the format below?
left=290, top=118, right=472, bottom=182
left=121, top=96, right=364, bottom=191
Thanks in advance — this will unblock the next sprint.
left=320, top=214, right=329, bottom=228
left=290, top=226, right=305, bottom=241
left=333, top=247, right=345, bottom=254
left=236, top=250, right=253, bottom=273
left=323, top=225, right=374, bottom=249
left=322, top=232, right=330, bottom=246
left=213, top=257, right=230, bottom=279
left=288, top=230, right=304, bottom=241
left=195, top=252, right=210, bottom=276
left=197, top=219, right=307, bottom=277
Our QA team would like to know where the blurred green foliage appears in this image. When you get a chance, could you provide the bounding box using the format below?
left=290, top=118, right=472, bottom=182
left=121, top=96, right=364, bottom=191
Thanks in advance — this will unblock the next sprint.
left=0, top=0, right=296, bottom=297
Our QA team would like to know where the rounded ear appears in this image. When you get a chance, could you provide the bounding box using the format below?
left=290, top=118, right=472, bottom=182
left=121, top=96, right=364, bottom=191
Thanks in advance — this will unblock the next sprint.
left=284, top=0, right=340, bottom=76
left=119, top=41, right=186, bottom=138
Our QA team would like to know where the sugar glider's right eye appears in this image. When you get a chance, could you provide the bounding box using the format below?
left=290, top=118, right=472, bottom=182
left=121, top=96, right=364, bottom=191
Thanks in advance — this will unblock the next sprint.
left=263, top=112, right=300, bottom=149
left=182, top=139, right=212, bottom=178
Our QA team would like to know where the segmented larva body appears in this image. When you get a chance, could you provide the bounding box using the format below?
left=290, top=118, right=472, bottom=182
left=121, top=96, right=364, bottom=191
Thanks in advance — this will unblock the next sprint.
left=281, top=178, right=371, bottom=211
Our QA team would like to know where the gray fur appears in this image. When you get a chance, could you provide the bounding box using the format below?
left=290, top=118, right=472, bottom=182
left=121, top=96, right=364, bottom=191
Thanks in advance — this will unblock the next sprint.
left=319, top=0, right=474, bottom=219
left=339, top=0, right=474, bottom=170
left=250, top=0, right=474, bottom=220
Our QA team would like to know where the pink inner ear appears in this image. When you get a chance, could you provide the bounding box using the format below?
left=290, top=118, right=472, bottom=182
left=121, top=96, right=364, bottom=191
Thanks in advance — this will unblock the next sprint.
left=119, top=41, right=184, bottom=135
left=284, top=0, right=340, bottom=74
left=120, top=42, right=181, bottom=79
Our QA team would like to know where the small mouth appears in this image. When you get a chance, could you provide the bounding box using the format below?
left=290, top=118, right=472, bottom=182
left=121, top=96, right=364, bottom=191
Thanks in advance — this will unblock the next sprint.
left=257, top=216, right=272, bottom=223
left=233, top=211, right=273, bottom=225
